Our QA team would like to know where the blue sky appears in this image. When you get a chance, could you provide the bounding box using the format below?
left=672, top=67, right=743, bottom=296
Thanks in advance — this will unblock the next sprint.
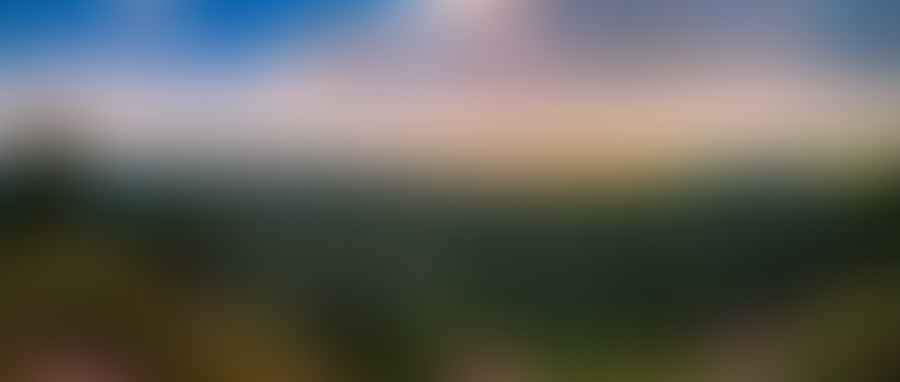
left=0, top=0, right=897, bottom=77
left=0, top=0, right=393, bottom=73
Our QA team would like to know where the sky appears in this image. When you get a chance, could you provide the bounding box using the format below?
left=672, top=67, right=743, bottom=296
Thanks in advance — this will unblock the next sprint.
left=1, top=0, right=897, bottom=75
left=0, top=0, right=391, bottom=75
left=0, top=1, right=898, bottom=183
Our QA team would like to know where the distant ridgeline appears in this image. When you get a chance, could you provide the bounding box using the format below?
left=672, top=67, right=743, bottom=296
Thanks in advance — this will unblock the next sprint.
left=0, top=111, right=83, bottom=230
